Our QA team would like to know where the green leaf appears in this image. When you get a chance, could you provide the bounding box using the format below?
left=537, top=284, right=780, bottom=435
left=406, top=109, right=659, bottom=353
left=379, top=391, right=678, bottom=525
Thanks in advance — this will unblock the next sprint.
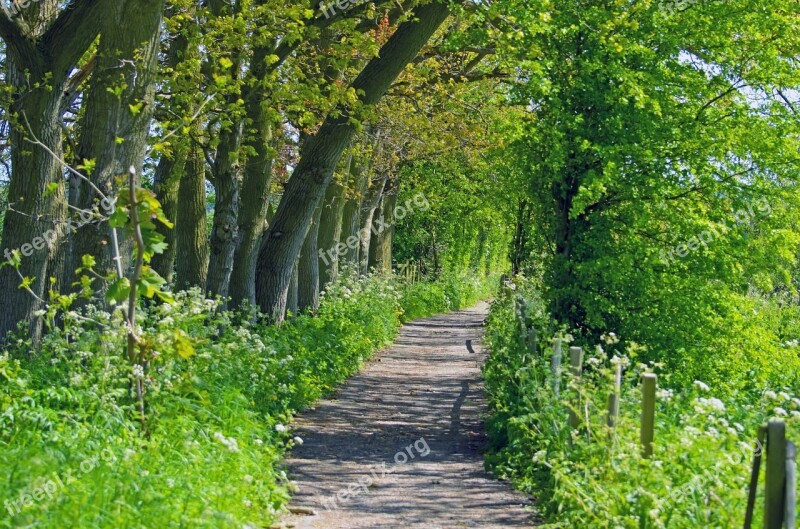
left=173, top=330, right=196, bottom=360
left=106, top=278, right=131, bottom=304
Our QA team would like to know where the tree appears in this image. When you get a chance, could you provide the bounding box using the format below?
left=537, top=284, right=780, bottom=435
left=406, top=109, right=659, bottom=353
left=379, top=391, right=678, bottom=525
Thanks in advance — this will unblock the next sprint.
left=255, top=0, right=451, bottom=321
left=0, top=0, right=117, bottom=342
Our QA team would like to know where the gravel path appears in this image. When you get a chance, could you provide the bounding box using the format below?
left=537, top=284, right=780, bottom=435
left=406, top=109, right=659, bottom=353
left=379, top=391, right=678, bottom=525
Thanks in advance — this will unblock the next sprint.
left=279, top=303, right=536, bottom=529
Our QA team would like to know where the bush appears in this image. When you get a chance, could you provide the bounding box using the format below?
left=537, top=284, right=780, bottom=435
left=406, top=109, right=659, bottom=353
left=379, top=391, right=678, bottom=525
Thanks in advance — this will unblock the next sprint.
left=483, top=278, right=800, bottom=528
left=0, top=270, right=489, bottom=528
left=398, top=271, right=498, bottom=322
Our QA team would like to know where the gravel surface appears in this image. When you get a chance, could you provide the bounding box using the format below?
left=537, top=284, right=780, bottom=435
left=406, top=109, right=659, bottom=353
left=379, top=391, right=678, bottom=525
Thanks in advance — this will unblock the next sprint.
left=279, top=303, right=537, bottom=529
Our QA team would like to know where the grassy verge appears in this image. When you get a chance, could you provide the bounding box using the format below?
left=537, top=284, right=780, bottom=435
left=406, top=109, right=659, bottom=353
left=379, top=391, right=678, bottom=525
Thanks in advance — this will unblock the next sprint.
left=0, top=270, right=493, bottom=528
left=483, top=279, right=800, bottom=528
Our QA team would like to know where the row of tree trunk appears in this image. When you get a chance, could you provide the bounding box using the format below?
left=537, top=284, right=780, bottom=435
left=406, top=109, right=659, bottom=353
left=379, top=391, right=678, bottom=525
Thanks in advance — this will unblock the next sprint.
left=0, top=0, right=449, bottom=339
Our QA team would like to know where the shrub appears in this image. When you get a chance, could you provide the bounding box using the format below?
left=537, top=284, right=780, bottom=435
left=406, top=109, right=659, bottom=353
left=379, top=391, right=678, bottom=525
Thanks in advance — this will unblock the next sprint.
left=483, top=279, right=800, bottom=528
left=0, top=270, right=489, bottom=528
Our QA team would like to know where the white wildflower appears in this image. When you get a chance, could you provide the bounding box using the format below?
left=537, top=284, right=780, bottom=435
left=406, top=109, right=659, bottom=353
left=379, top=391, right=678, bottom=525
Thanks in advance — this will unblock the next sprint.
left=657, top=389, right=674, bottom=401
left=275, top=424, right=287, bottom=433
left=293, top=436, right=304, bottom=445
left=213, top=431, right=240, bottom=452
left=693, top=380, right=710, bottom=392
left=774, top=407, right=788, bottom=417
left=764, top=390, right=778, bottom=400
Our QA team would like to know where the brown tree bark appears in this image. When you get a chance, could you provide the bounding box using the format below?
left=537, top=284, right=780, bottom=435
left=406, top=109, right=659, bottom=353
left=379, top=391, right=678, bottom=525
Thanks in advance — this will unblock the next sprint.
left=255, top=0, right=450, bottom=321
left=287, top=259, right=299, bottom=316
left=175, top=133, right=210, bottom=290
left=206, top=120, right=244, bottom=299
left=228, top=67, right=276, bottom=307
left=317, top=175, right=347, bottom=290
left=0, top=0, right=113, bottom=342
left=69, top=0, right=164, bottom=284
left=298, top=203, right=323, bottom=312
left=151, top=142, right=189, bottom=283
left=359, top=174, right=389, bottom=275
left=369, top=178, right=397, bottom=273
left=340, top=158, right=369, bottom=266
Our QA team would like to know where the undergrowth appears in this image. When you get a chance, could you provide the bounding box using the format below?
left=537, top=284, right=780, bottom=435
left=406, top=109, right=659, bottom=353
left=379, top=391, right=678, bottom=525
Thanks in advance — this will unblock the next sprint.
left=0, top=270, right=494, bottom=528
left=483, top=277, right=800, bottom=528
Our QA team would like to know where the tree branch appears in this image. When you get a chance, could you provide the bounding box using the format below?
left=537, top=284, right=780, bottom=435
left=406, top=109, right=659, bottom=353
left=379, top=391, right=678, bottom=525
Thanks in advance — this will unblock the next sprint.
left=42, top=0, right=110, bottom=80
left=0, top=10, right=43, bottom=71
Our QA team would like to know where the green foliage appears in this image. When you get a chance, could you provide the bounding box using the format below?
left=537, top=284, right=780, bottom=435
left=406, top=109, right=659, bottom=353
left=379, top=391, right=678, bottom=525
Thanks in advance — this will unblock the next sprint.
left=483, top=280, right=800, bottom=528
left=0, top=270, right=488, bottom=528
left=393, top=155, right=511, bottom=280
left=398, top=272, right=498, bottom=322
left=483, top=0, right=800, bottom=391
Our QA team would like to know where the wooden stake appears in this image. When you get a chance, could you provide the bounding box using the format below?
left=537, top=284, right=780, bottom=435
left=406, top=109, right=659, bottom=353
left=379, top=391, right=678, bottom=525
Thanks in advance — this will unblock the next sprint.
left=551, top=339, right=562, bottom=397
left=606, top=362, right=622, bottom=428
left=786, top=441, right=797, bottom=529
left=764, top=420, right=788, bottom=529
left=568, top=346, right=584, bottom=429
left=640, top=373, right=657, bottom=458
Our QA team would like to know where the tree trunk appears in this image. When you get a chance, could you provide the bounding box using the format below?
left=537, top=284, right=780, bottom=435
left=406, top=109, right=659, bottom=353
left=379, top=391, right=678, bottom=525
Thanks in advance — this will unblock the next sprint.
left=286, top=259, right=299, bottom=316
left=340, top=158, right=369, bottom=266
left=0, top=85, right=66, bottom=343
left=175, top=133, right=209, bottom=290
left=229, top=62, right=276, bottom=307
left=298, top=203, right=323, bottom=312
left=206, top=121, right=244, bottom=299
left=369, top=180, right=397, bottom=273
left=152, top=6, right=196, bottom=285
left=255, top=0, right=450, bottom=321
left=69, top=0, right=164, bottom=284
left=0, top=0, right=109, bottom=342
left=359, top=174, right=388, bottom=274
left=151, top=142, right=188, bottom=283
left=317, top=175, right=347, bottom=289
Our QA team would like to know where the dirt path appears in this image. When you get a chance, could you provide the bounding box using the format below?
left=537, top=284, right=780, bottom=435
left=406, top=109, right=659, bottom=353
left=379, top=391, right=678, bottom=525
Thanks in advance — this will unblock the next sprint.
left=280, top=303, right=536, bottom=529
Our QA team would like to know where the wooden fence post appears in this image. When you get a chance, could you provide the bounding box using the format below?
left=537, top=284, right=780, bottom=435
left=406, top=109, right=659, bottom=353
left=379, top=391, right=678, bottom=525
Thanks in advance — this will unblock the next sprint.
left=765, top=420, right=787, bottom=529
left=744, top=425, right=768, bottom=529
left=568, top=346, right=584, bottom=429
left=640, top=373, right=657, bottom=458
left=787, top=441, right=797, bottom=529
left=606, top=362, right=622, bottom=428
left=551, top=338, right=562, bottom=397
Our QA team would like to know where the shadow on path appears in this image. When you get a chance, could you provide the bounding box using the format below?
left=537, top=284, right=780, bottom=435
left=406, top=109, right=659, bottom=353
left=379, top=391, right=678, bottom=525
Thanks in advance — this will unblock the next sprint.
left=280, top=303, right=536, bottom=529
